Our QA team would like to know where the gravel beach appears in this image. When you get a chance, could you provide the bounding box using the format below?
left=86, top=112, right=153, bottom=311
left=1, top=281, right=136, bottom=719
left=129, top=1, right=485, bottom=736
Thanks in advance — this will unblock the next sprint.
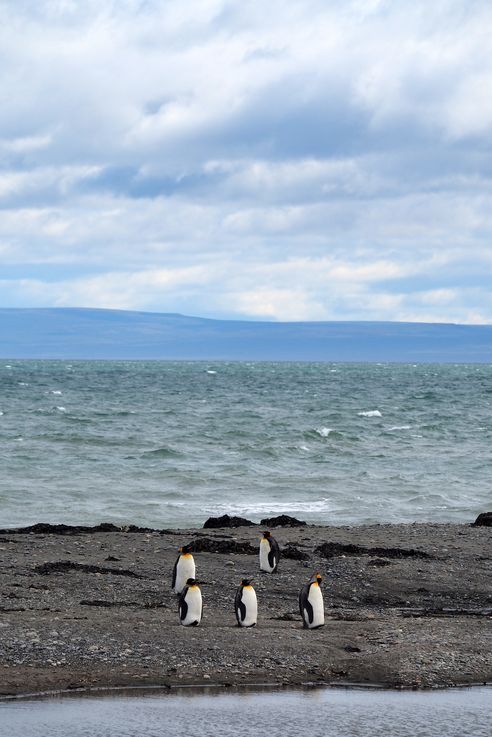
left=0, top=521, right=490, bottom=696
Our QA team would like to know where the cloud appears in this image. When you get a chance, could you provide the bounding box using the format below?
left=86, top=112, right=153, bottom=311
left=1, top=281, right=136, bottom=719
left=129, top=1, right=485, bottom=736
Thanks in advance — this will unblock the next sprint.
left=0, top=0, right=492, bottom=323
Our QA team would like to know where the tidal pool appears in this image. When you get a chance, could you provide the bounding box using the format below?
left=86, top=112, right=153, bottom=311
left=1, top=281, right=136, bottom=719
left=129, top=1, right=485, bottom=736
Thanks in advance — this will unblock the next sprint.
left=0, top=686, right=490, bottom=737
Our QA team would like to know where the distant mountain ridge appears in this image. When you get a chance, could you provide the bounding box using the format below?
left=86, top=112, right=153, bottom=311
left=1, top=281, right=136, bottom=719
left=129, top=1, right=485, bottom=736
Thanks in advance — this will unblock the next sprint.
left=0, top=308, right=491, bottom=361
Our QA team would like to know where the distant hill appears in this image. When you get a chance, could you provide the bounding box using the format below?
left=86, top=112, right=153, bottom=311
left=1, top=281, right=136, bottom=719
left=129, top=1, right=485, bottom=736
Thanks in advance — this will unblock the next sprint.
left=0, top=308, right=491, bottom=361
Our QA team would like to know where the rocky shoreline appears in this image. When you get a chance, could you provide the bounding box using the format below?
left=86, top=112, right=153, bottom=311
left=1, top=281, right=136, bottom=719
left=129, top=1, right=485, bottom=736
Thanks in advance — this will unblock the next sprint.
left=0, top=521, right=491, bottom=696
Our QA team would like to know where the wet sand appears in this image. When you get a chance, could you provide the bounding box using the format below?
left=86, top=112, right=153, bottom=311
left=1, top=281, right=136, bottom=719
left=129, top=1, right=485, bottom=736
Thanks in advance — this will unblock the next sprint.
left=0, top=522, right=490, bottom=696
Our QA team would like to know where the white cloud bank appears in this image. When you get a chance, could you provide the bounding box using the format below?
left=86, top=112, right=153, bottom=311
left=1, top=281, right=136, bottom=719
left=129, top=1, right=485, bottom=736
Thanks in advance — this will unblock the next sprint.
left=0, top=0, right=492, bottom=322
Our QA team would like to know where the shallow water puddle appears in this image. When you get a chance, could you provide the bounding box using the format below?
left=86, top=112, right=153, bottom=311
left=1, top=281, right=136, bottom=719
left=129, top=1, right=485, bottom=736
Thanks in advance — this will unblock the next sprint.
left=0, top=686, right=490, bottom=737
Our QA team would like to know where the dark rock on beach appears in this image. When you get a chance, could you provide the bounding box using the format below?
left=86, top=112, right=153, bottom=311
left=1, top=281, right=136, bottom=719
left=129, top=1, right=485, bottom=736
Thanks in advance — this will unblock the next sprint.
left=260, top=515, right=307, bottom=527
left=0, top=522, right=491, bottom=697
left=472, top=512, right=492, bottom=527
left=203, top=514, right=255, bottom=528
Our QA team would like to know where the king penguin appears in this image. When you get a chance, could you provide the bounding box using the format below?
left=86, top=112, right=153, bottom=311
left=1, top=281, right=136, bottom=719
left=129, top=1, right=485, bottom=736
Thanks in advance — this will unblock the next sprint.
left=172, top=544, right=195, bottom=594
left=299, top=572, right=324, bottom=629
left=178, top=578, right=203, bottom=626
left=234, top=578, right=258, bottom=627
left=259, top=530, right=280, bottom=573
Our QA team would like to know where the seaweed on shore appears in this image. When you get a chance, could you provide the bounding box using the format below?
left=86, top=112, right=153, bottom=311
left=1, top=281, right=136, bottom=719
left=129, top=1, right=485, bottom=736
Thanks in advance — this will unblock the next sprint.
left=315, top=542, right=433, bottom=560
left=282, top=543, right=310, bottom=560
left=191, top=537, right=257, bottom=555
left=0, top=523, right=170, bottom=536
left=34, top=560, right=146, bottom=578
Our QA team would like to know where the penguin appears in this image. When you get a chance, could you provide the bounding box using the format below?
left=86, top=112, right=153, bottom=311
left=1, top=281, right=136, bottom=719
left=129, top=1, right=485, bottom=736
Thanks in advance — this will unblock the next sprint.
left=234, top=578, right=257, bottom=627
left=178, top=578, right=203, bottom=626
left=259, top=530, right=280, bottom=573
left=299, top=572, right=324, bottom=629
left=172, top=544, right=195, bottom=594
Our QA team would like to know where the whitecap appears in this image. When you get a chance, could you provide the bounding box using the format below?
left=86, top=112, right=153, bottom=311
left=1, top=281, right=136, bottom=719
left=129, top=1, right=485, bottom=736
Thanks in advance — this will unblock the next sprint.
left=56, top=406, right=67, bottom=412
left=0, top=411, right=4, bottom=416
left=18, top=382, right=29, bottom=386
left=358, top=410, right=382, bottom=417
left=299, top=445, right=310, bottom=451
left=209, top=498, right=331, bottom=515
left=51, top=390, right=63, bottom=395
left=206, top=370, right=217, bottom=375
left=387, top=425, right=411, bottom=431
left=316, top=427, right=333, bottom=437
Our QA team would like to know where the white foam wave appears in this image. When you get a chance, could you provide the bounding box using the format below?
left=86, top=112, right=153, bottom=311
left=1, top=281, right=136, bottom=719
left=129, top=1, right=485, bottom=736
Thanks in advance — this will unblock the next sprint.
left=316, top=427, right=333, bottom=437
left=209, top=498, right=331, bottom=515
left=358, top=410, right=382, bottom=417
left=0, top=411, right=4, bottom=416
left=51, top=390, right=63, bottom=395
left=388, top=425, right=411, bottom=431
left=206, top=370, right=217, bottom=375
left=56, top=406, right=67, bottom=412
left=18, top=382, right=29, bottom=386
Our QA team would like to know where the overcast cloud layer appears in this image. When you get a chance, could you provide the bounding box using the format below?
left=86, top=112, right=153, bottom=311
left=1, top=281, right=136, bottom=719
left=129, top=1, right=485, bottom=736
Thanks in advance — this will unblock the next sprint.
left=1, top=0, right=491, bottom=322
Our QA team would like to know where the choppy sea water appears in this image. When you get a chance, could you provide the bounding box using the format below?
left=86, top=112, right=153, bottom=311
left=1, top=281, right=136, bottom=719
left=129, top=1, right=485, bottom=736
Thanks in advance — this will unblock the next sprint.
left=0, top=687, right=490, bottom=737
left=0, top=361, right=490, bottom=528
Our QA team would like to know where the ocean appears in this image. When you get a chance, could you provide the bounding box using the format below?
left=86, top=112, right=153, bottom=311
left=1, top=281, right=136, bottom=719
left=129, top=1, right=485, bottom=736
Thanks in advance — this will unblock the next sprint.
left=0, top=360, right=490, bottom=529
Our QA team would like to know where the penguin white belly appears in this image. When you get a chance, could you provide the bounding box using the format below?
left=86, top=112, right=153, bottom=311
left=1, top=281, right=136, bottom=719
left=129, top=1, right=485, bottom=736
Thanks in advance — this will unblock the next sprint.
left=174, top=554, right=195, bottom=593
left=259, top=539, right=274, bottom=572
left=240, top=586, right=257, bottom=627
left=181, top=586, right=202, bottom=626
left=305, top=584, right=324, bottom=629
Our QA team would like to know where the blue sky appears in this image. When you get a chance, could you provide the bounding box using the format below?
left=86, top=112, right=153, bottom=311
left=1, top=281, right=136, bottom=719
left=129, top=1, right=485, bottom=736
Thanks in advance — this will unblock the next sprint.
left=1, top=0, right=491, bottom=323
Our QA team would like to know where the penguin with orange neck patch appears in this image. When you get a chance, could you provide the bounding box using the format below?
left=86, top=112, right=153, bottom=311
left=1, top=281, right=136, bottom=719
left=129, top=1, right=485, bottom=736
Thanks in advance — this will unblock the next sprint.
left=299, top=572, right=324, bottom=629
left=178, top=578, right=202, bottom=626
left=172, top=543, right=195, bottom=594
left=234, top=578, right=257, bottom=627
left=259, top=530, right=280, bottom=573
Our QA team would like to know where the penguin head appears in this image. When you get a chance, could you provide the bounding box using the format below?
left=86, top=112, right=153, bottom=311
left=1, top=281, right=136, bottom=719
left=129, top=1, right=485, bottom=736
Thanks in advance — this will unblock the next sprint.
left=186, top=577, right=200, bottom=587
left=240, top=578, right=253, bottom=587
left=310, top=572, right=322, bottom=586
left=180, top=543, right=193, bottom=554
left=262, top=531, right=271, bottom=539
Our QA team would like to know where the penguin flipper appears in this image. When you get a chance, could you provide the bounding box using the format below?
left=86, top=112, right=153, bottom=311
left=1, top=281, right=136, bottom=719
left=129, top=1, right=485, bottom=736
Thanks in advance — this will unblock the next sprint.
left=303, top=601, right=314, bottom=626
left=234, top=588, right=246, bottom=625
left=178, top=588, right=188, bottom=622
